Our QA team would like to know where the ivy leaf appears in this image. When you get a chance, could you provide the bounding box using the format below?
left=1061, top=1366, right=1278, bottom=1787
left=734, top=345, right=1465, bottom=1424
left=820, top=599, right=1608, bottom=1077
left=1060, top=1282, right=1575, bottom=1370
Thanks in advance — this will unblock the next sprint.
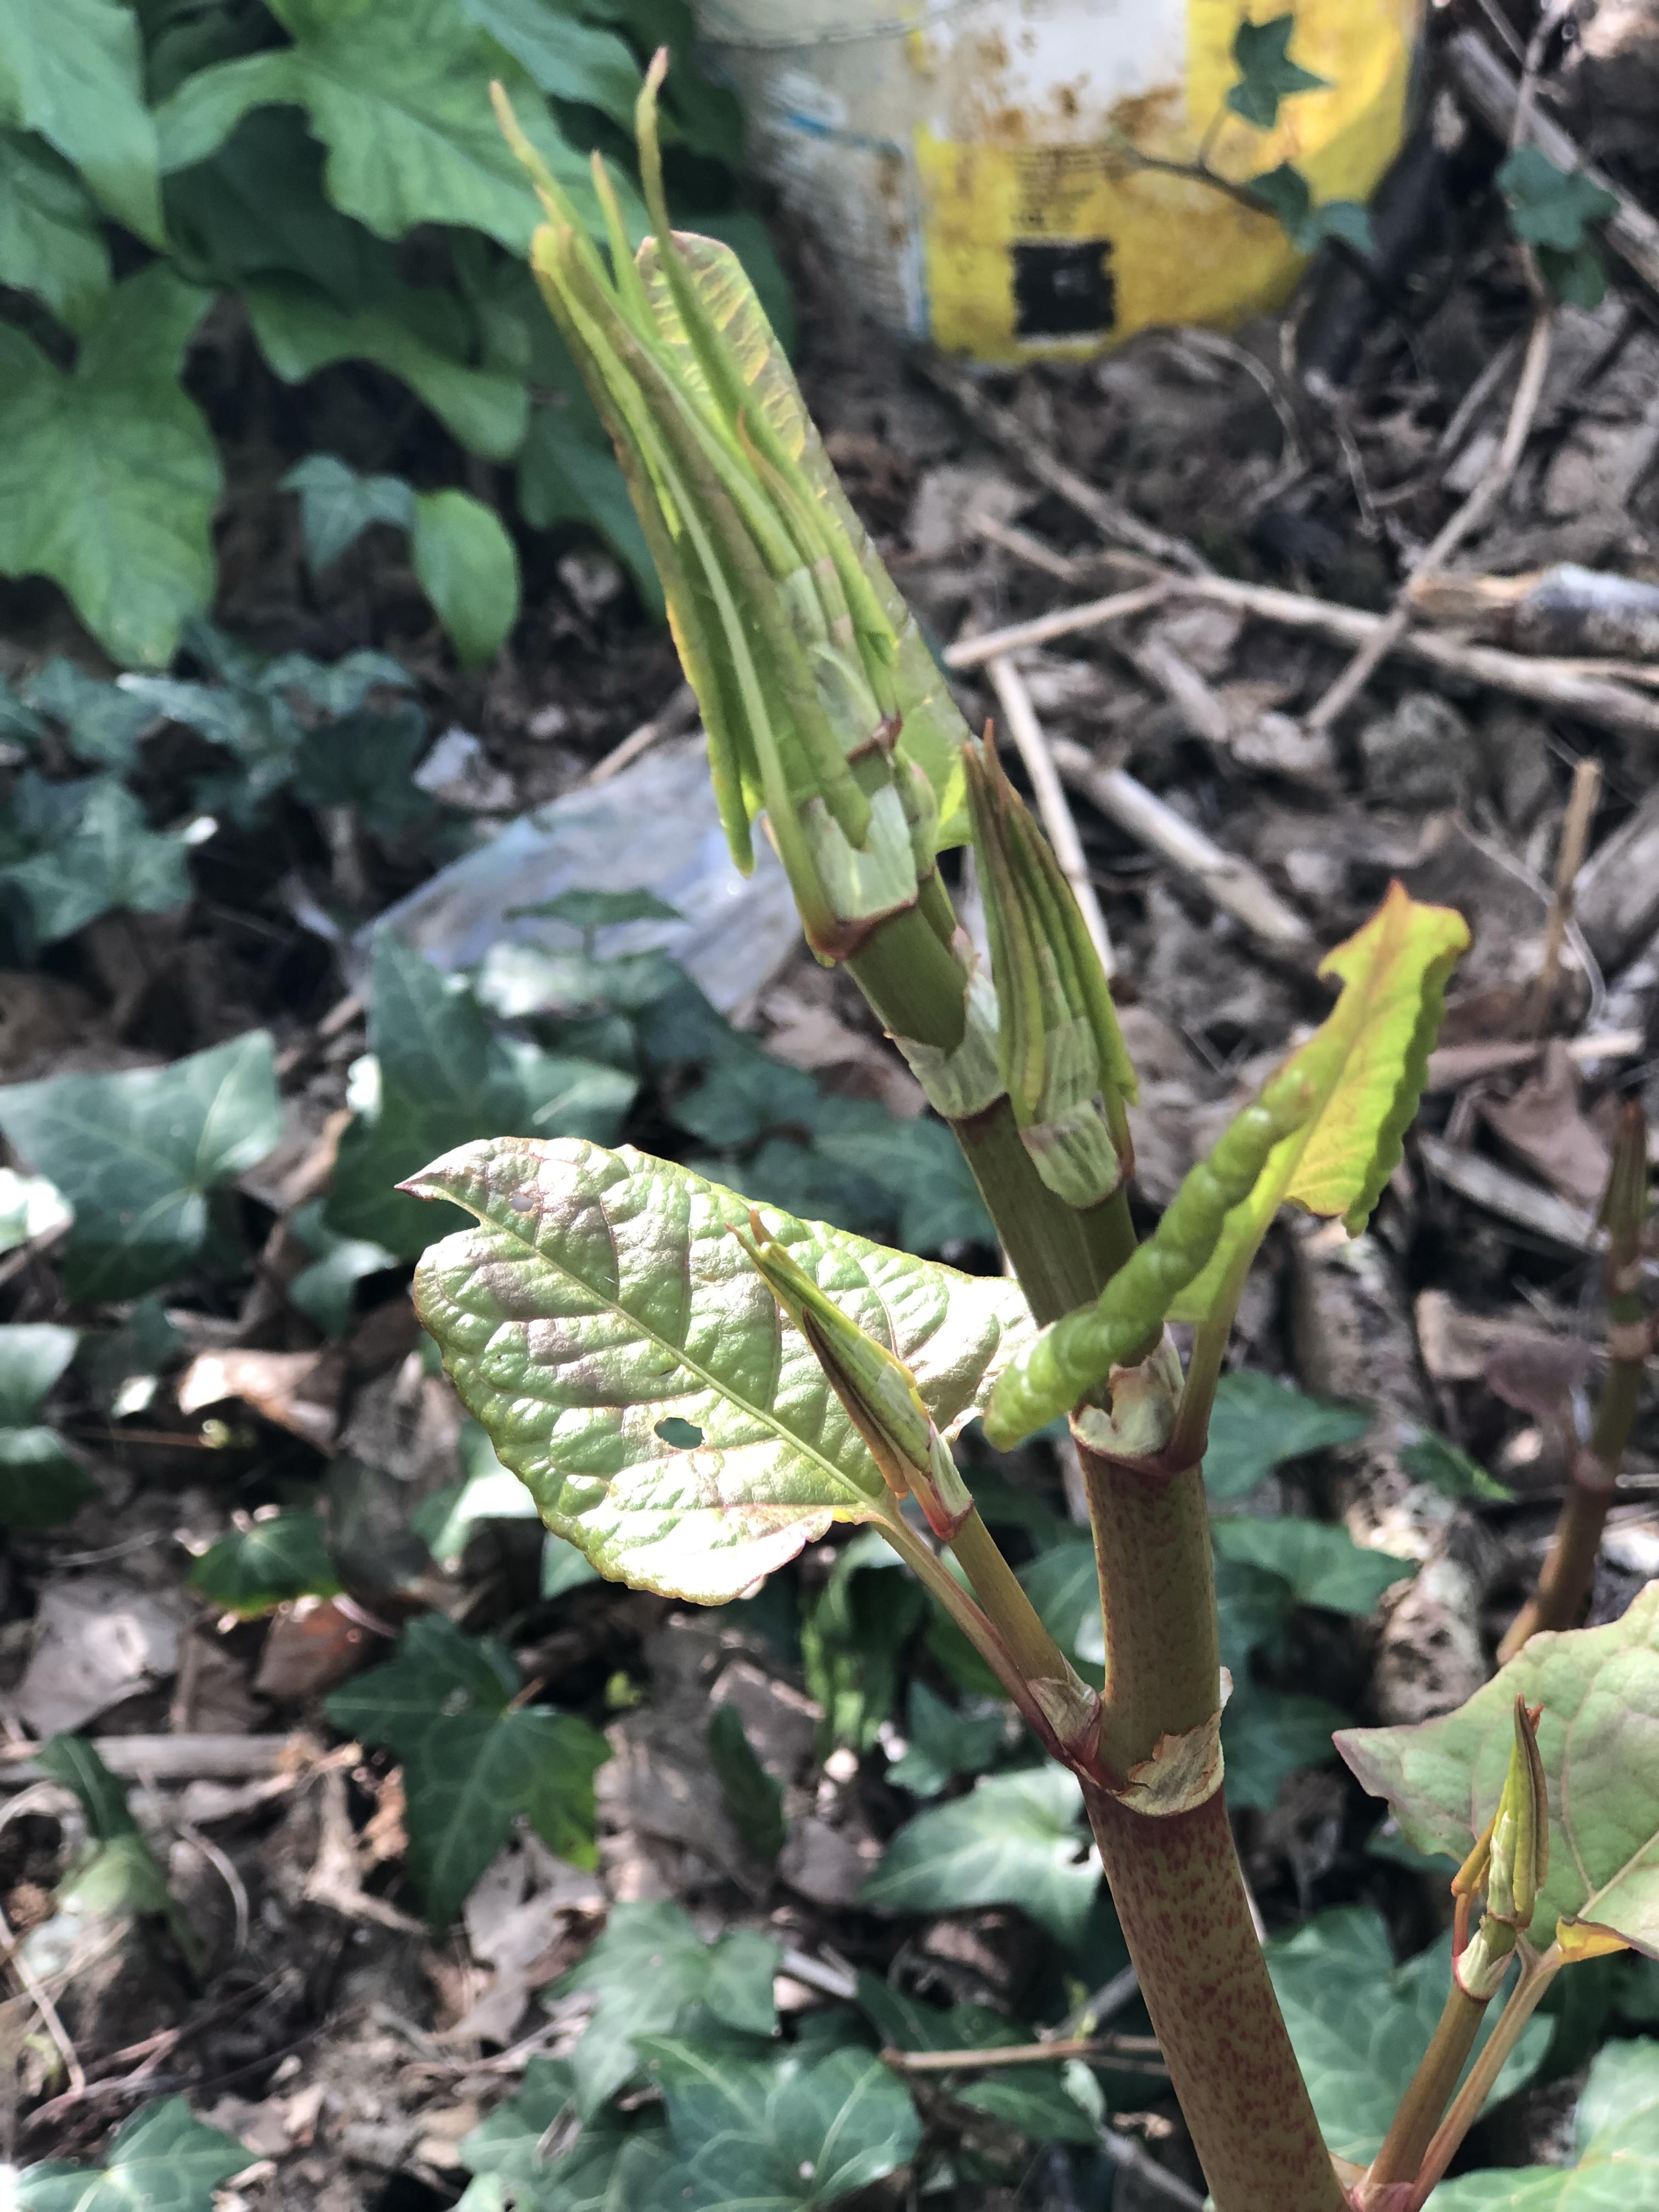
left=989, top=884, right=1468, bottom=1443
left=1266, top=1905, right=1550, bottom=2166
left=1431, top=2036, right=1659, bottom=2209
left=811, top=1101, right=995, bottom=1254
left=859, top=1767, right=1101, bottom=1946
left=561, top=1899, right=780, bottom=2117
left=1203, top=1370, right=1370, bottom=1504
left=636, top=2034, right=922, bottom=2208
left=25, top=658, right=157, bottom=769
left=0, top=267, right=220, bottom=667
left=189, top=1510, right=342, bottom=1618
left=325, top=1614, right=610, bottom=1927
left=707, top=1705, right=787, bottom=1863
left=36, top=1735, right=199, bottom=1969
left=458, top=2057, right=682, bottom=2210
left=282, top=453, right=415, bottom=572
left=1246, top=163, right=1374, bottom=256
left=1498, top=147, right=1618, bottom=253
left=856, top=1974, right=1099, bottom=2145
left=886, top=1680, right=1006, bottom=1798
left=1338, top=1582, right=1659, bottom=1961
left=155, top=0, right=603, bottom=254
left=1019, top=1537, right=1104, bottom=1671
left=1210, top=1517, right=1415, bottom=1615
left=1400, top=1425, right=1511, bottom=1503
left=15, top=2094, right=248, bottom=2211
left=1227, top=15, right=1329, bottom=129
left=0, top=1323, right=90, bottom=1526
left=0, top=1030, right=284, bottom=1301
left=408, top=1138, right=1034, bottom=1604
left=411, top=489, right=522, bottom=668
left=1223, top=1685, right=1347, bottom=1813
left=0, top=0, right=163, bottom=244
left=0, top=776, right=192, bottom=946
left=0, top=129, right=110, bottom=334
left=1535, top=241, right=1610, bottom=312
left=328, top=934, right=637, bottom=1260
left=803, top=1531, right=924, bottom=1752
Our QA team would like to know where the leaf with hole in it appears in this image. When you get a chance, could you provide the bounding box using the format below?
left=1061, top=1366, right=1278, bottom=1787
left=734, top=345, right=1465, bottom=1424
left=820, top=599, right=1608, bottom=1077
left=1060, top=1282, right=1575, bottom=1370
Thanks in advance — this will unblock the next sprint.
left=636, top=2033, right=921, bottom=2209
left=407, top=1137, right=1032, bottom=1604
left=707, top=1704, right=786, bottom=1863
left=0, top=1031, right=284, bottom=1302
left=0, top=267, right=220, bottom=668
left=0, top=1322, right=91, bottom=1526
left=1266, top=1906, right=1550, bottom=2168
left=15, top=2094, right=249, bottom=2211
left=859, top=1766, right=1101, bottom=1946
left=1210, top=1516, right=1414, bottom=1615
left=1337, top=1582, right=1659, bottom=1960
left=1431, top=2035, right=1659, bottom=2210
left=561, top=1899, right=780, bottom=2119
left=189, top=1510, right=342, bottom=1619
left=1202, top=1370, right=1370, bottom=1503
left=324, top=1615, right=609, bottom=1927
left=988, top=883, right=1468, bottom=1444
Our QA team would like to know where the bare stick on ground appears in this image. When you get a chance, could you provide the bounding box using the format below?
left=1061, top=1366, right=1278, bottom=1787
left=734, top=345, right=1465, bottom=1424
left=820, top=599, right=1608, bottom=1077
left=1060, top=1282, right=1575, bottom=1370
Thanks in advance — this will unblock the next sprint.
left=984, top=654, right=1116, bottom=974
left=1529, top=756, right=1603, bottom=1031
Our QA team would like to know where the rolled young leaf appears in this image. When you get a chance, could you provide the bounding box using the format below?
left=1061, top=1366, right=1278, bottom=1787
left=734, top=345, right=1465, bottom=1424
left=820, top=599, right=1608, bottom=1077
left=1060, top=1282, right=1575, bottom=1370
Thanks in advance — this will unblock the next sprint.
left=405, top=1136, right=1032, bottom=1602
left=986, top=883, right=1468, bottom=1446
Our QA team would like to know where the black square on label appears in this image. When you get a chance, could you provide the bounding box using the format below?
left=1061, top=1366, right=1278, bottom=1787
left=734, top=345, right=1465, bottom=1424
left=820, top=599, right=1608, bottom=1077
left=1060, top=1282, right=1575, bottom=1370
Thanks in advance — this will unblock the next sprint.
left=1011, top=239, right=1116, bottom=340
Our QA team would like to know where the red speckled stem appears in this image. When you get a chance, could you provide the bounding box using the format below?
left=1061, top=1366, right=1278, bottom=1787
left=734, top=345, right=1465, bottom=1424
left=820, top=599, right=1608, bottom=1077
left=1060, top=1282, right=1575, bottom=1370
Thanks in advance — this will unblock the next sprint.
left=1084, top=1788, right=1345, bottom=2212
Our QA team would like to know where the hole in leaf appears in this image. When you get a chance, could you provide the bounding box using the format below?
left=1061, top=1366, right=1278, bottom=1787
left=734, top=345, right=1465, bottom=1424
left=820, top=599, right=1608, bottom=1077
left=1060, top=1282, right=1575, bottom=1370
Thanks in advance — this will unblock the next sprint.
left=654, top=1416, right=704, bottom=1449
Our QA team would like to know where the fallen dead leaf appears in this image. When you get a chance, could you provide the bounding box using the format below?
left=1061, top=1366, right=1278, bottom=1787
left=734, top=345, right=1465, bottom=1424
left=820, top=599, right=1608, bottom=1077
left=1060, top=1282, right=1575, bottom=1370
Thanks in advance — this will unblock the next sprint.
left=177, top=1348, right=343, bottom=1451
left=1480, top=1042, right=1612, bottom=1208
left=256, top=1596, right=385, bottom=1702
left=16, top=1573, right=187, bottom=1735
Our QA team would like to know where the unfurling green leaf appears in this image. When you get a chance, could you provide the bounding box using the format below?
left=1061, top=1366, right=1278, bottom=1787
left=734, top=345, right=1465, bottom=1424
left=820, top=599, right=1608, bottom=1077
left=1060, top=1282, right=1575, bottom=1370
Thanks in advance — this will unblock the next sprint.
left=324, top=1615, right=608, bottom=1926
left=964, top=733, right=1134, bottom=1208
left=986, top=883, right=1468, bottom=1444
left=407, top=1136, right=1032, bottom=1603
left=1337, top=1580, right=1659, bottom=1961
left=499, top=66, right=971, bottom=952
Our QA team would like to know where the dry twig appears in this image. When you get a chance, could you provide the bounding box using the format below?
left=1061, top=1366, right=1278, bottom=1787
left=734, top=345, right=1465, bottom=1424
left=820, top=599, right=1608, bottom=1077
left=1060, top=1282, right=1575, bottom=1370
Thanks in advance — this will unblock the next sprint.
left=1530, top=755, right=1603, bottom=1030
left=984, top=655, right=1116, bottom=974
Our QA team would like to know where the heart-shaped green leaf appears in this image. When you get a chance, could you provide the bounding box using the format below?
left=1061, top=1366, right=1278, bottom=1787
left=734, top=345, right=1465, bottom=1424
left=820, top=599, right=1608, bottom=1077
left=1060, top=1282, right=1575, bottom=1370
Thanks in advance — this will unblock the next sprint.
left=15, top=2095, right=248, bottom=2211
left=407, top=1137, right=1033, bottom=1603
left=1431, top=2035, right=1659, bottom=2209
left=857, top=1766, right=1101, bottom=1946
left=1337, top=1582, right=1659, bottom=1959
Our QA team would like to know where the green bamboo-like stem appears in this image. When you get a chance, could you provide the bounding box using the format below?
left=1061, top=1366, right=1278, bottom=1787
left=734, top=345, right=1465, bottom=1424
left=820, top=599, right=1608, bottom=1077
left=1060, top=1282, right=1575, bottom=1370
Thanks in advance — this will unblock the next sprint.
left=1406, top=1949, right=1561, bottom=2209
left=1085, top=1786, right=1346, bottom=2212
left=949, top=1506, right=1077, bottom=1691
left=1362, top=1979, right=1491, bottom=2199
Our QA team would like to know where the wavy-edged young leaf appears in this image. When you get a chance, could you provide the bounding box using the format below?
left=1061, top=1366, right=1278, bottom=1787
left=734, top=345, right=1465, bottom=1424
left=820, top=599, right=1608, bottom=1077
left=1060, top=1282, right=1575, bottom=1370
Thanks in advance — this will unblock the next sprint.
left=0, top=1031, right=283, bottom=1301
left=1430, top=2036, right=1659, bottom=2210
left=0, top=0, right=163, bottom=245
left=407, top=1136, right=1034, bottom=1604
left=1336, top=1581, right=1659, bottom=1960
left=858, top=1765, right=1101, bottom=1946
left=987, top=884, right=1468, bottom=1444
left=155, top=0, right=603, bottom=253
left=15, top=2094, right=248, bottom=2212
left=0, top=267, right=220, bottom=667
left=1266, top=1906, right=1549, bottom=2168
left=561, top=1898, right=780, bottom=2118
left=636, top=2033, right=922, bottom=2209
left=0, top=128, right=109, bottom=334
left=324, top=1615, right=609, bottom=1926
